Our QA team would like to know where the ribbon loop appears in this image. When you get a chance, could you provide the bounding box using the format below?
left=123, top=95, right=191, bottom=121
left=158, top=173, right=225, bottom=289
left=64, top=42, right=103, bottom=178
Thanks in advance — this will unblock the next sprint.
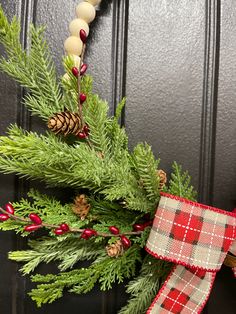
left=145, top=193, right=236, bottom=313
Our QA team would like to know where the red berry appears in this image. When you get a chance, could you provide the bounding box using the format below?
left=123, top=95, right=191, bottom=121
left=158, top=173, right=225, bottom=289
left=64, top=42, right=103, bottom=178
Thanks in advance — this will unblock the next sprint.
left=5, top=203, right=15, bottom=215
left=29, top=213, right=42, bottom=225
left=72, top=66, right=79, bottom=77
left=80, top=29, right=87, bottom=43
left=54, top=228, right=64, bottom=236
left=109, top=226, right=120, bottom=235
left=78, top=132, right=87, bottom=139
left=120, top=235, right=131, bottom=249
left=83, top=124, right=89, bottom=135
left=81, top=228, right=97, bottom=239
left=60, top=223, right=69, bottom=232
left=80, top=93, right=87, bottom=104
left=24, top=224, right=41, bottom=232
left=80, top=63, right=88, bottom=75
left=143, top=220, right=153, bottom=228
left=133, top=224, right=145, bottom=232
left=0, top=214, right=9, bottom=221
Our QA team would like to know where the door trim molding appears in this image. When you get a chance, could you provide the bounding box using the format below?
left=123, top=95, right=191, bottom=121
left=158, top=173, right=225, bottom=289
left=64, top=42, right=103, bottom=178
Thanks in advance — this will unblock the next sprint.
left=199, top=0, right=221, bottom=205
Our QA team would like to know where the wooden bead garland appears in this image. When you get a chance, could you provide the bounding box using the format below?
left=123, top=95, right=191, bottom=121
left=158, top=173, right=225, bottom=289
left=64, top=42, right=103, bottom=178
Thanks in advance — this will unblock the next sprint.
left=76, top=2, right=96, bottom=23
left=63, top=1, right=100, bottom=59
left=69, top=18, right=89, bottom=37
left=62, top=1, right=100, bottom=83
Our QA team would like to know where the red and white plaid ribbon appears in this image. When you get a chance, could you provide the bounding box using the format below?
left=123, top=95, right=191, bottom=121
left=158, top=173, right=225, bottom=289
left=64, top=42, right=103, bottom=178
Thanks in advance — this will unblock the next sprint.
left=145, top=193, right=236, bottom=314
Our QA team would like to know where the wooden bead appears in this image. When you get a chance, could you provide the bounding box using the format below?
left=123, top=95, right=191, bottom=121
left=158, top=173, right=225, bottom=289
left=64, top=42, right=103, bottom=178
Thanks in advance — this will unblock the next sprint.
left=86, top=0, right=102, bottom=6
left=64, top=36, right=83, bottom=56
left=69, top=18, right=89, bottom=37
left=76, top=2, right=96, bottom=24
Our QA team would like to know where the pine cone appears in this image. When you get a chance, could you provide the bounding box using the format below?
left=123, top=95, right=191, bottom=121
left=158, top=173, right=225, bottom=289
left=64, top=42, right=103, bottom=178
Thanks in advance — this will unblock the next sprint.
left=48, top=111, right=83, bottom=136
left=106, top=240, right=124, bottom=258
left=157, top=169, right=167, bottom=190
left=72, top=194, right=91, bottom=220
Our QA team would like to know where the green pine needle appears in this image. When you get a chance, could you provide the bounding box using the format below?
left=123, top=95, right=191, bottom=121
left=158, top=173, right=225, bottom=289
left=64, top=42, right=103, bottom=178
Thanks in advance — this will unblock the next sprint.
left=167, top=161, right=197, bottom=200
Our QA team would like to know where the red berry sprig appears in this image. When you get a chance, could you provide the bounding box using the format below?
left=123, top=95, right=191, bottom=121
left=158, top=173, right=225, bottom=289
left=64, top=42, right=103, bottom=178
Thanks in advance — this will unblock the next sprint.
left=0, top=203, right=15, bottom=221
left=71, top=63, right=87, bottom=78
left=79, top=93, right=87, bottom=104
left=60, top=223, right=70, bottom=232
left=80, top=29, right=87, bottom=43
left=120, top=235, right=131, bottom=249
left=53, top=223, right=70, bottom=236
left=83, top=124, right=89, bottom=136
left=0, top=205, right=145, bottom=241
left=109, top=226, right=120, bottom=235
left=81, top=228, right=97, bottom=240
left=29, top=213, right=42, bottom=225
left=133, top=223, right=145, bottom=232
left=78, top=131, right=87, bottom=139
left=24, top=224, right=41, bottom=232
left=132, top=219, right=153, bottom=232
left=72, top=66, right=79, bottom=77
left=24, top=213, right=43, bottom=232
left=0, top=214, right=9, bottom=221
left=54, top=228, right=65, bottom=236
left=77, top=124, right=90, bottom=139
left=80, top=63, right=88, bottom=76
left=5, top=203, right=15, bottom=215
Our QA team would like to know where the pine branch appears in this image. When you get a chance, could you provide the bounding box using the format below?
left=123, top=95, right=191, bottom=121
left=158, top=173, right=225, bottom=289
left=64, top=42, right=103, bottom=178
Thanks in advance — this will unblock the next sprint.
left=89, top=198, right=136, bottom=231
left=29, top=246, right=141, bottom=307
left=98, top=245, right=142, bottom=290
left=0, top=7, right=63, bottom=120
left=132, top=143, right=160, bottom=203
left=9, top=237, right=104, bottom=274
left=119, top=256, right=172, bottom=314
left=107, top=98, right=128, bottom=162
left=0, top=5, right=26, bottom=69
left=0, top=125, right=105, bottom=189
left=114, top=97, right=126, bottom=121
left=0, top=126, right=158, bottom=214
left=167, top=161, right=197, bottom=201
left=83, top=93, right=111, bottom=155
left=29, top=26, right=61, bottom=112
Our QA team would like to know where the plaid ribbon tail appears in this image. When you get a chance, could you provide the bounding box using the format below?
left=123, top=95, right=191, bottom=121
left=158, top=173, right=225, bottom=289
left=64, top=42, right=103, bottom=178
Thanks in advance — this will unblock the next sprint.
left=228, top=239, right=236, bottom=277
left=147, top=265, right=216, bottom=314
left=145, top=193, right=236, bottom=314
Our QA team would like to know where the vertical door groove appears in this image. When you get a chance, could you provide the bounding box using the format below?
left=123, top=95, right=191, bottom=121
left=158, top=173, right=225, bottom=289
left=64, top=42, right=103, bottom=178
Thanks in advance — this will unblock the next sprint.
left=111, top=0, right=129, bottom=125
left=199, top=0, right=221, bottom=205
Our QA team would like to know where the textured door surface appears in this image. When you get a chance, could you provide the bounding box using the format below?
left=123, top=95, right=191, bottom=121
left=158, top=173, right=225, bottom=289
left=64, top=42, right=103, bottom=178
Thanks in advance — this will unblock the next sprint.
left=0, top=0, right=236, bottom=313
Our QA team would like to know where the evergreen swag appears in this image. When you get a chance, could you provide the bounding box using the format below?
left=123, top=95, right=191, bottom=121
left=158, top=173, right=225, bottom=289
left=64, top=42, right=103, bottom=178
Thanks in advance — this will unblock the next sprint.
left=0, top=6, right=197, bottom=314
